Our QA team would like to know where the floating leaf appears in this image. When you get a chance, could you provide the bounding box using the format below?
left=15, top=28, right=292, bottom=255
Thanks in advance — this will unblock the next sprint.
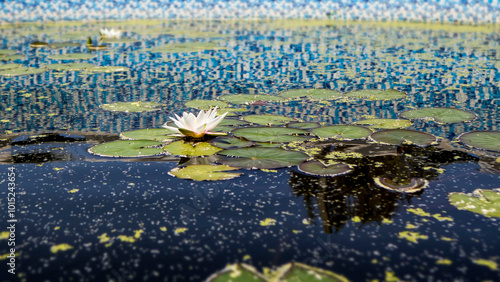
left=48, top=42, right=81, bottom=49
left=286, top=122, right=321, bottom=129
left=0, top=55, right=25, bottom=61
left=458, top=131, right=500, bottom=152
left=275, top=262, right=349, bottom=282
left=449, top=189, right=500, bottom=218
left=0, top=49, right=17, bottom=55
left=219, top=147, right=308, bottom=169
left=312, top=125, right=372, bottom=140
left=399, top=108, right=476, bottom=123
left=29, top=41, right=48, bottom=48
left=164, top=141, right=221, bottom=157
left=120, top=128, right=177, bottom=142
left=232, top=127, right=310, bottom=143
left=354, top=118, right=412, bottom=129
left=100, top=102, right=163, bottom=112
left=169, top=164, right=242, bottom=181
left=219, top=94, right=285, bottom=104
left=185, top=99, right=229, bottom=110
left=87, top=66, right=129, bottom=73
left=370, top=129, right=438, bottom=147
left=0, top=64, right=22, bottom=71
left=101, top=38, right=140, bottom=44
left=279, top=88, right=343, bottom=100
left=149, top=42, right=226, bottom=53
left=210, top=137, right=254, bottom=149
left=206, top=264, right=266, bottom=281
left=217, top=108, right=247, bottom=116
left=218, top=119, right=250, bottom=126
left=45, top=63, right=94, bottom=71
left=374, top=177, right=429, bottom=193
left=0, top=67, right=46, bottom=77
left=47, top=53, right=97, bottom=60
left=345, top=89, right=407, bottom=100
left=298, top=161, right=352, bottom=177
left=89, top=140, right=163, bottom=157
left=87, top=45, right=107, bottom=51
left=243, top=115, right=298, bottom=125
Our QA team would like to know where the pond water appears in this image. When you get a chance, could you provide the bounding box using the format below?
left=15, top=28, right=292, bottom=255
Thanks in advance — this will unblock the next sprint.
left=0, top=20, right=500, bottom=281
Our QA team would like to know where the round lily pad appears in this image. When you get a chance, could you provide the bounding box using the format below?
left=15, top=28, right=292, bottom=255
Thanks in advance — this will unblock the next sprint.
left=370, top=129, right=438, bottom=147
left=374, top=177, right=429, bottom=193
left=458, top=131, right=500, bottom=152
left=89, top=140, right=163, bottom=157
left=120, top=128, right=177, bottom=142
left=164, top=141, right=222, bottom=157
left=232, top=127, right=310, bottom=143
left=218, top=119, right=250, bottom=126
left=275, top=262, right=349, bottom=282
left=286, top=122, right=321, bottom=129
left=0, top=55, right=25, bottom=61
left=243, top=114, right=298, bottom=125
left=45, top=63, right=94, bottom=71
left=47, top=53, right=97, bottom=60
left=217, top=108, right=247, bottom=116
left=399, top=108, right=476, bottom=124
left=0, top=64, right=22, bottom=71
left=219, top=94, right=285, bottom=104
left=149, top=42, right=226, bottom=53
left=169, top=164, right=242, bottom=181
left=185, top=99, right=229, bottom=110
left=206, top=264, right=266, bottom=282
left=101, top=38, right=140, bottom=44
left=100, top=102, right=163, bottom=112
left=279, top=88, right=343, bottom=100
left=87, top=66, right=129, bottom=73
left=354, top=118, right=412, bottom=129
left=48, top=42, right=81, bottom=49
left=210, top=137, right=254, bottom=149
left=345, top=89, right=407, bottom=100
left=0, top=67, right=47, bottom=77
left=298, top=161, right=352, bottom=177
left=219, top=147, right=308, bottom=169
left=0, top=49, right=17, bottom=55
left=312, top=125, right=372, bottom=140
left=449, top=188, right=500, bottom=218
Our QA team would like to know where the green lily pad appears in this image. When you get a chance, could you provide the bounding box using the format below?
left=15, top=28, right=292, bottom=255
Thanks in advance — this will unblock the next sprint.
left=354, top=118, right=412, bottom=129
left=89, top=140, right=163, bottom=157
left=286, top=122, right=321, bottom=129
left=243, top=115, right=298, bottom=126
left=185, top=99, right=229, bottom=110
left=279, top=88, right=343, bottom=100
left=449, top=188, right=500, bottom=218
left=298, top=161, right=352, bottom=177
left=210, top=137, right=254, bottom=149
left=206, top=263, right=266, bottom=281
left=48, top=42, right=81, bottom=49
left=211, top=125, right=235, bottom=133
left=87, top=66, right=129, bottom=73
left=458, top=131, right=500, bottom=152
left=218, top=119, right=250, bottom=126
left=312, top=125, right=372, bottom=140
left=0, top=49, right=17, bottom=55
left=0, top=55, right=25, bottom=61
left=47, top=53, right=97, bottom=60
left=101, top=38, right=140, bottom=44
left=0, top=64, right=22, bottom=71
left=149, top=42, right=226, bottom=53
left=45, top=63, right=95, bottom=71
left=100, top=102, right=163, bottom=112
left=399, top=108, right=476, bottom=123
left=29, top=41, right=49, bottom=48
left=169, top=164, right=242, bottom=181
left=232, top=127, right=310, bottom=143
left=219, top=147, right=308, bottom=169
left=370, top=129, right=438, bottom=147
left=120, top=128, right=178, bottom=142
left=374, top=177, right=429, bottom=193
left=217, top=108, right=247, bottom=116
left=219, top=94, right=285, bottom=104
left=0, top=67, right=46, bottom=77
left=164, top=141, right=221, bottom=157
left=345, top=89, right=407, bottom=100
left=275, top=262, right=349, bottom=282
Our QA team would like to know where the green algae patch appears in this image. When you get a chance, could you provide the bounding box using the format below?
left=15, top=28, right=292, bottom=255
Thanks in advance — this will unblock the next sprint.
left=398, top=231, right=428, bottom=243
left=169, top=164, right=242, bottom=181
left=471, top=258, right=498, bottom=271
left=448, top=188, right=500, bottom=218
left=50, top=243, right=73, bottom=253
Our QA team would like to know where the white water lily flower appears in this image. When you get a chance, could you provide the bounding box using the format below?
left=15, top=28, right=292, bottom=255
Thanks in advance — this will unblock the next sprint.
left=100, top=28, right=122, bottom=38
left=163, top=107, right=228, bottom=138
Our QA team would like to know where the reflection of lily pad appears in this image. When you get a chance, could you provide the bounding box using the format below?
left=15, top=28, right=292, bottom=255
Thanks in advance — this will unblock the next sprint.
left=354, top=119, right=412, bottom=129
left=45, top=63, right=94, bottom=71
left=298, top=161, right=352, bottom=177
left=87, top=66, right=129, bottom=73
left=370, top=129, right=437, bottom=147
left=219, top=94, right=285, bottom=104
left=100, top=102, right=163, bottom=112
left=89, top=140, right=163, bottom=157
left=458, top=131, right=500, bottom=152
left=169, top=164, right=242, bottom=181
left=219, top=147, right=308, bottom=169
left=374, top=177, right=429, bottom=193
left=0, top=64, right=22, bottom=71
left=164, top=141, right=221, bottom=157
left=312, top=125, right=372, bottom=140
left=210, top=137, right=254, bottom=149
left=244, top=114, right=297, bottom=125
left=47, top=53, right=97, bottom=60
left=120, top=128, right=177, bottom=142
left=399, top=108, right=476, bottom=124
left=275, top=262, right=349, bottom=282
left=286, top=122, right=321, bottom=129
left=206, top=264, right=266, bottom=281
left=0, top=67, right=46, bottom=77
left=149, top=42, right=226, bottom=53
left=232, top=127, right=309, bottom=143
left=345, top=89, right=406, bottom=100
left=185, top=99, right=229, bottom=110
left=279, top=88, right=343, bottom=100
left=449, top=188, right=500, bottom=218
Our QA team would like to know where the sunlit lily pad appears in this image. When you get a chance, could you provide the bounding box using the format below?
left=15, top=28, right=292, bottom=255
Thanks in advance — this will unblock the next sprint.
left=345, top=89, right=407, bottom=100
left=47, top=53, right=97, bottom=60
left=149, top=42, right=227, bottom=53
left=286, top=122, right=321, bottom=129
left=0, top=55, right=25, bottom=61
left=169, top=164, right=242, bottom=181
left=100, top=102, right=163, bottom=112
left=374, top=177, right=429, bottom=193
left=458, top=131, right=500, bottom=152
left=312, top=125, right=372, bottom=140
left=399, top=108, right=476, bottom=123
left=101, top=38, right=140, bottom=44
left=89, top=140, right=163, bottom=157
left=164, top=140, right=221, bottom=157
left=120, top=128, right=177, bottom=142
left=87, top=66, right=129, bottom=73
left=206, top=263, right=266, bottom=281
left=449, top=188, right=500, bottom=218
left=244, top=115, right=298, bottom=125
left=218, top=119, right=250, bottom=126
left=45, top=63, right=94, bottom=71
left=219, top=94, right=285, bottom=104
left=0, top=49, right=17, bottom=55
left=210, top=137, right=254, bottom=149
left=370, top=129, right=438, bottom=147
left=279, top=88, right=343, bottom=100
left=0, top=64, right=22, bottom=71
left=298, top=161, right=352, bottom=177
left=219, top=147, right=308, bottom=169
left=232, top=127, right=310, bottom=143
left=275, top=262, right=349, bottom=282
left=354, top=119, right=412, bottom=129
left=48, top=42, right=81, bottom=49
left=217, top=108, right=247, bottom=116
left=185, top=99, right=229, bottom=110
left=0, top=67, right=47, bottom=77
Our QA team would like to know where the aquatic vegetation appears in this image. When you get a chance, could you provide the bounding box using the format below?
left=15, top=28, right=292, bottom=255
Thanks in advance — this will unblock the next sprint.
left=298, top=160, right=352, bottom=176
left=354, top=118, right=412, bottom=129
left=286, top=122, right=321, bottom=129
left=370, top=129, right=438, bottom=147
left=344, top=89, right=407, bottom=100
left=100, top=101, right=163, bottom=112
left=219, top=94, right=285, bottom=104
left=210, top=137, right=254, bottom=149
left=458, top=131, right=500, bottom=152
left=163, top=107, right=228, bottom=138
left=231, top=127, right=310, bottom=143
left=47, top=53, right=97, bottom=60
left=311, top=125, right=372, bottom=140
left=0, top=67, right=46, bottom=77
left=243, top=114, right=298, bottom=125
left=448, top=188, right=500, bottom=218
left=169, top=164, right=242, bottom=181
left=89, top=140, right=163, bottom=157
left=45, top=63, right=95, bottom=71
left=279, top=88, right=343, bottom=101
left=163, top=140, right=222, bottom=157
left=185, top=99, right=229, bottom=110
left=399, top=108, right=476, bottom=124
left=120, top=128, right=177, bottom=142
left=374, top=177, right=429, bottom=193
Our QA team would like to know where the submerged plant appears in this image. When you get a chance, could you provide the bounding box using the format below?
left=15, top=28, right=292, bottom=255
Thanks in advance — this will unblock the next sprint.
left=163, top=107, right=228, bottom=138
